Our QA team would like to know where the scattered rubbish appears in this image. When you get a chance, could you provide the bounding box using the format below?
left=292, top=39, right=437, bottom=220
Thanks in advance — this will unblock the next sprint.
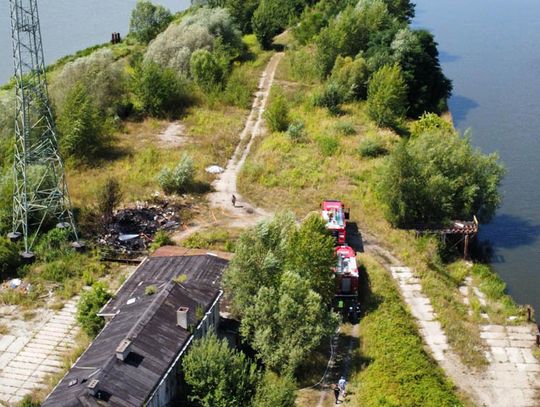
left=9, top=278, right=21, bottom=289
left=205, top=165, right=224, bottom=174
left=97, top=201, right=181, bottom=256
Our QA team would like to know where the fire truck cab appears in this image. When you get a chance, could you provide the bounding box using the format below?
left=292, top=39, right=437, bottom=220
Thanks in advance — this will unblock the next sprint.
left=321, top=200, right=349, bottom=245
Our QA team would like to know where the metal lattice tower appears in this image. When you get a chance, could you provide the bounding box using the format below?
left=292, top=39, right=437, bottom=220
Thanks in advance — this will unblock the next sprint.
left=8, top=0, right=79, bottom=257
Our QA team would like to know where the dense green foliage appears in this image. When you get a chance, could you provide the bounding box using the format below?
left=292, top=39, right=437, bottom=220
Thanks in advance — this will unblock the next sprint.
left=410, top=112, right=454, bottom=138
left=264, top=87, right=290, bottom=132
left=57, top=83, right=107, bottom=160
left=330, top=55, right=369, bottom=100
left=129, top=0, right=173, bottom=43
left=76, top=282, right=111, bottom=337
left=380, top=131, right=505, bottom=227
left=313, top=81, right=348, bottom=115
left=0, top=237, right=20, bottom=279
left=183, top=333, right=259, bottom=407
left=131, top=61, right=191, bottom=117
left=367, top=64, right=408, bottom=128
left=253, top=371, right=296, bottom=407
left=190, top=49, right=225, bottom=91
left=224, top=213, right=338, bottom=375
left=157, top=153, right=195, bottom=194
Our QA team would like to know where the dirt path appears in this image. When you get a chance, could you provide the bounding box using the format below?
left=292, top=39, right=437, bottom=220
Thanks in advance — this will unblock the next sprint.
left=362, top=232, right=540, bottom=407
left=207, top=54, right=282, bottom=228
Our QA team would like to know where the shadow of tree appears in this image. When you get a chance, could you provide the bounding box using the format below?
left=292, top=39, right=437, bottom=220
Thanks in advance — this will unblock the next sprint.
left=449, top=94, right=479, bottom=126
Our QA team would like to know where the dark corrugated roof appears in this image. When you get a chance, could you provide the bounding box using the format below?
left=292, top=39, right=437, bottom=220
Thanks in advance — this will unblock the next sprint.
left=43, top=252, right=228, bottom=407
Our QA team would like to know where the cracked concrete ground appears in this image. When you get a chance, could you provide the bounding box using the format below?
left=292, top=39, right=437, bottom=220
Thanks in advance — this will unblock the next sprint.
left=391, top=266, right=540, bottom=407
left=0, top=298, right=79, bottom=405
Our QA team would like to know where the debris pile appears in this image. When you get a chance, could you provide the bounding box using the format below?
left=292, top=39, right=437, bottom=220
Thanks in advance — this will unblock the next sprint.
left=98, top=201, right=180, bottom=255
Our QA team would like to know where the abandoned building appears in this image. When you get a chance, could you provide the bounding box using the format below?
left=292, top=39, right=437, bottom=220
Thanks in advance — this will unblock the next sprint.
left=42, top=247, right=230, bottom=407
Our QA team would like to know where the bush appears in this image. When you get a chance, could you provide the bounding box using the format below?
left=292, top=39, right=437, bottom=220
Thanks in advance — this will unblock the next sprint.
left=222, top=63, right=257, bottom=108
left=264, top=87, right=290, bottom=132
left=49, top=48, right=127, bottom=117
left=288, top=48, right=319, bottom=84
left=313, top=81, right=348, bottom=115
left=334, top=121, right=356, bottom=135
left=57, top=82, right=107, bottom=160
left=222, top=0, right=260, bottom=33
left=183, top=332, right=260, bottom=407
left=367, top=64, right=408, bottom=128
left=131, top=61, right=191, bottom=117
left=97, top=177, right=123, bottom=226
left=0, top=237, right=19, bottom=279
left=34, top=227, right=72, bottom=262
left=76, top=282, right=111, bottom=337
left=145, top=7, right=243, bottom=74
left=330, top=55, right=369, bottom=100
left=358, top=137, right=388, bottom=158
left=286, top=120, right=305, bottom=142
left=129, top=0, right=172, bottom=44
left=158, top=153, right=195, bottom=194
left=253, top=371, right=296, bottom=407
left=317, top=135, right=339, bottom=157
left=150, top=231, right=174, bottom=251
left=190, top=49, right=225, bottom=92
left=410, top=112, right=454, bottom=138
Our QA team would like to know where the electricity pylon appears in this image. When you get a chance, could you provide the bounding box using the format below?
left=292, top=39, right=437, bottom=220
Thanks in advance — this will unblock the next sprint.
left=8, top=0, right=80, bottom=259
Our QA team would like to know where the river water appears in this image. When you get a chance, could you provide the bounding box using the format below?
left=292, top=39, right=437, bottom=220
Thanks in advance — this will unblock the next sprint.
left=0, top=0, right=190, bottom=84
left=1, top=1, right=538, bottom=313
left=414, top=0, right=540, bottom=314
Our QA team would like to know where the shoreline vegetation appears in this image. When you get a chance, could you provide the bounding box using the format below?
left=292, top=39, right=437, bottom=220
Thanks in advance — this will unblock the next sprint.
left=0, top=0, right=536, bottom=406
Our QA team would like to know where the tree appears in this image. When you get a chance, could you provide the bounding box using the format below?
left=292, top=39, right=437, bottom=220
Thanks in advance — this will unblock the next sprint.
left=57, top=82, right=106, bottom=160
left=131, top=61, right=191, bottom=117
left=253, top=371, right=296, bottom=407
left=410, top=112, right=454, bottom=138
left=129, top=0, right=172, bottom=44
left=241, top=270, right=338, bottom=375
left=367, top=64, right=407, bottom=128
left=252, top=0, right=295, bottom=49
left=391, top=28, right=452, bottom=116
left=182, top=332, right=259, bottom=407
left=76, top=282, right=111, bottom=337
left=223, top=212, right=295, bottom=316
left=97, top=177, right=122, bottom=225
left=285, top=214, right=336, bottom=305
left=382, top=0, right=415, bottom=23
left=190, top=49, right=225, bottom=92
left=224, top=0, right=264, bottom=33
left=380, top=132, right=505, bottom=227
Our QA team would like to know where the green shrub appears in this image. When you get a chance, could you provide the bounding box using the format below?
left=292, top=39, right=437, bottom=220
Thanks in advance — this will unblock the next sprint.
left=410, top=112, right=454, bottom=138
left=145, top=285, right=157, bottom=295
left=317, top=135, right=339, bottom=157
left=313, top=81, right=347, bottom=115
left=190, top=49, right=225, bottom=92
left=76, top=282, right=111, bottom=337
left=150, top=231, right=174, bottom=251
left=334, top=121, right=356, bottom=136
left=253, top=371, right=296, bottom=407
left=222, top=63, right=257, bottom=108
left=264, top=87, right=290, bottom=132
left=0, top=237, right=20, bottom=279
left=252, top=0, right=295, bottom=49
left=286, top=120, right=305, bottom=142
left=330, top=55, right=369, bottom=100
left=57, top=82, right=107, bottom=160
left=35, top=228, right=72, bottom=262
left=158, top=153, right=195, bottom=194
left=367, top=64, right=408, bottom=128
left=131, top=61, right=191, bottom=118
left=288, top=48, right=319, bottom=84
left=358, top=137, right=388, bottom=158
left=129, top=0, right=172, bottom=44
left=97, top=177, right=123, bottom=226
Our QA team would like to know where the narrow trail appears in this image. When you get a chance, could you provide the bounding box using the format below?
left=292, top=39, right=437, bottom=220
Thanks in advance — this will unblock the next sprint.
left=362, top=231, right=540, bottom=407
left=207, top=53, right=282, bottom=228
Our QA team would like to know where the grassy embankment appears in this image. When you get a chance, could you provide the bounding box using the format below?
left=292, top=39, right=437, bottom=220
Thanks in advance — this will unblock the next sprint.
left=238, top=45, right=526, bottom=375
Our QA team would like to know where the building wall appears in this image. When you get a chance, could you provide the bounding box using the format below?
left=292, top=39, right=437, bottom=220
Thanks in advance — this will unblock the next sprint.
left=146, top=293, right=222, bottom=407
